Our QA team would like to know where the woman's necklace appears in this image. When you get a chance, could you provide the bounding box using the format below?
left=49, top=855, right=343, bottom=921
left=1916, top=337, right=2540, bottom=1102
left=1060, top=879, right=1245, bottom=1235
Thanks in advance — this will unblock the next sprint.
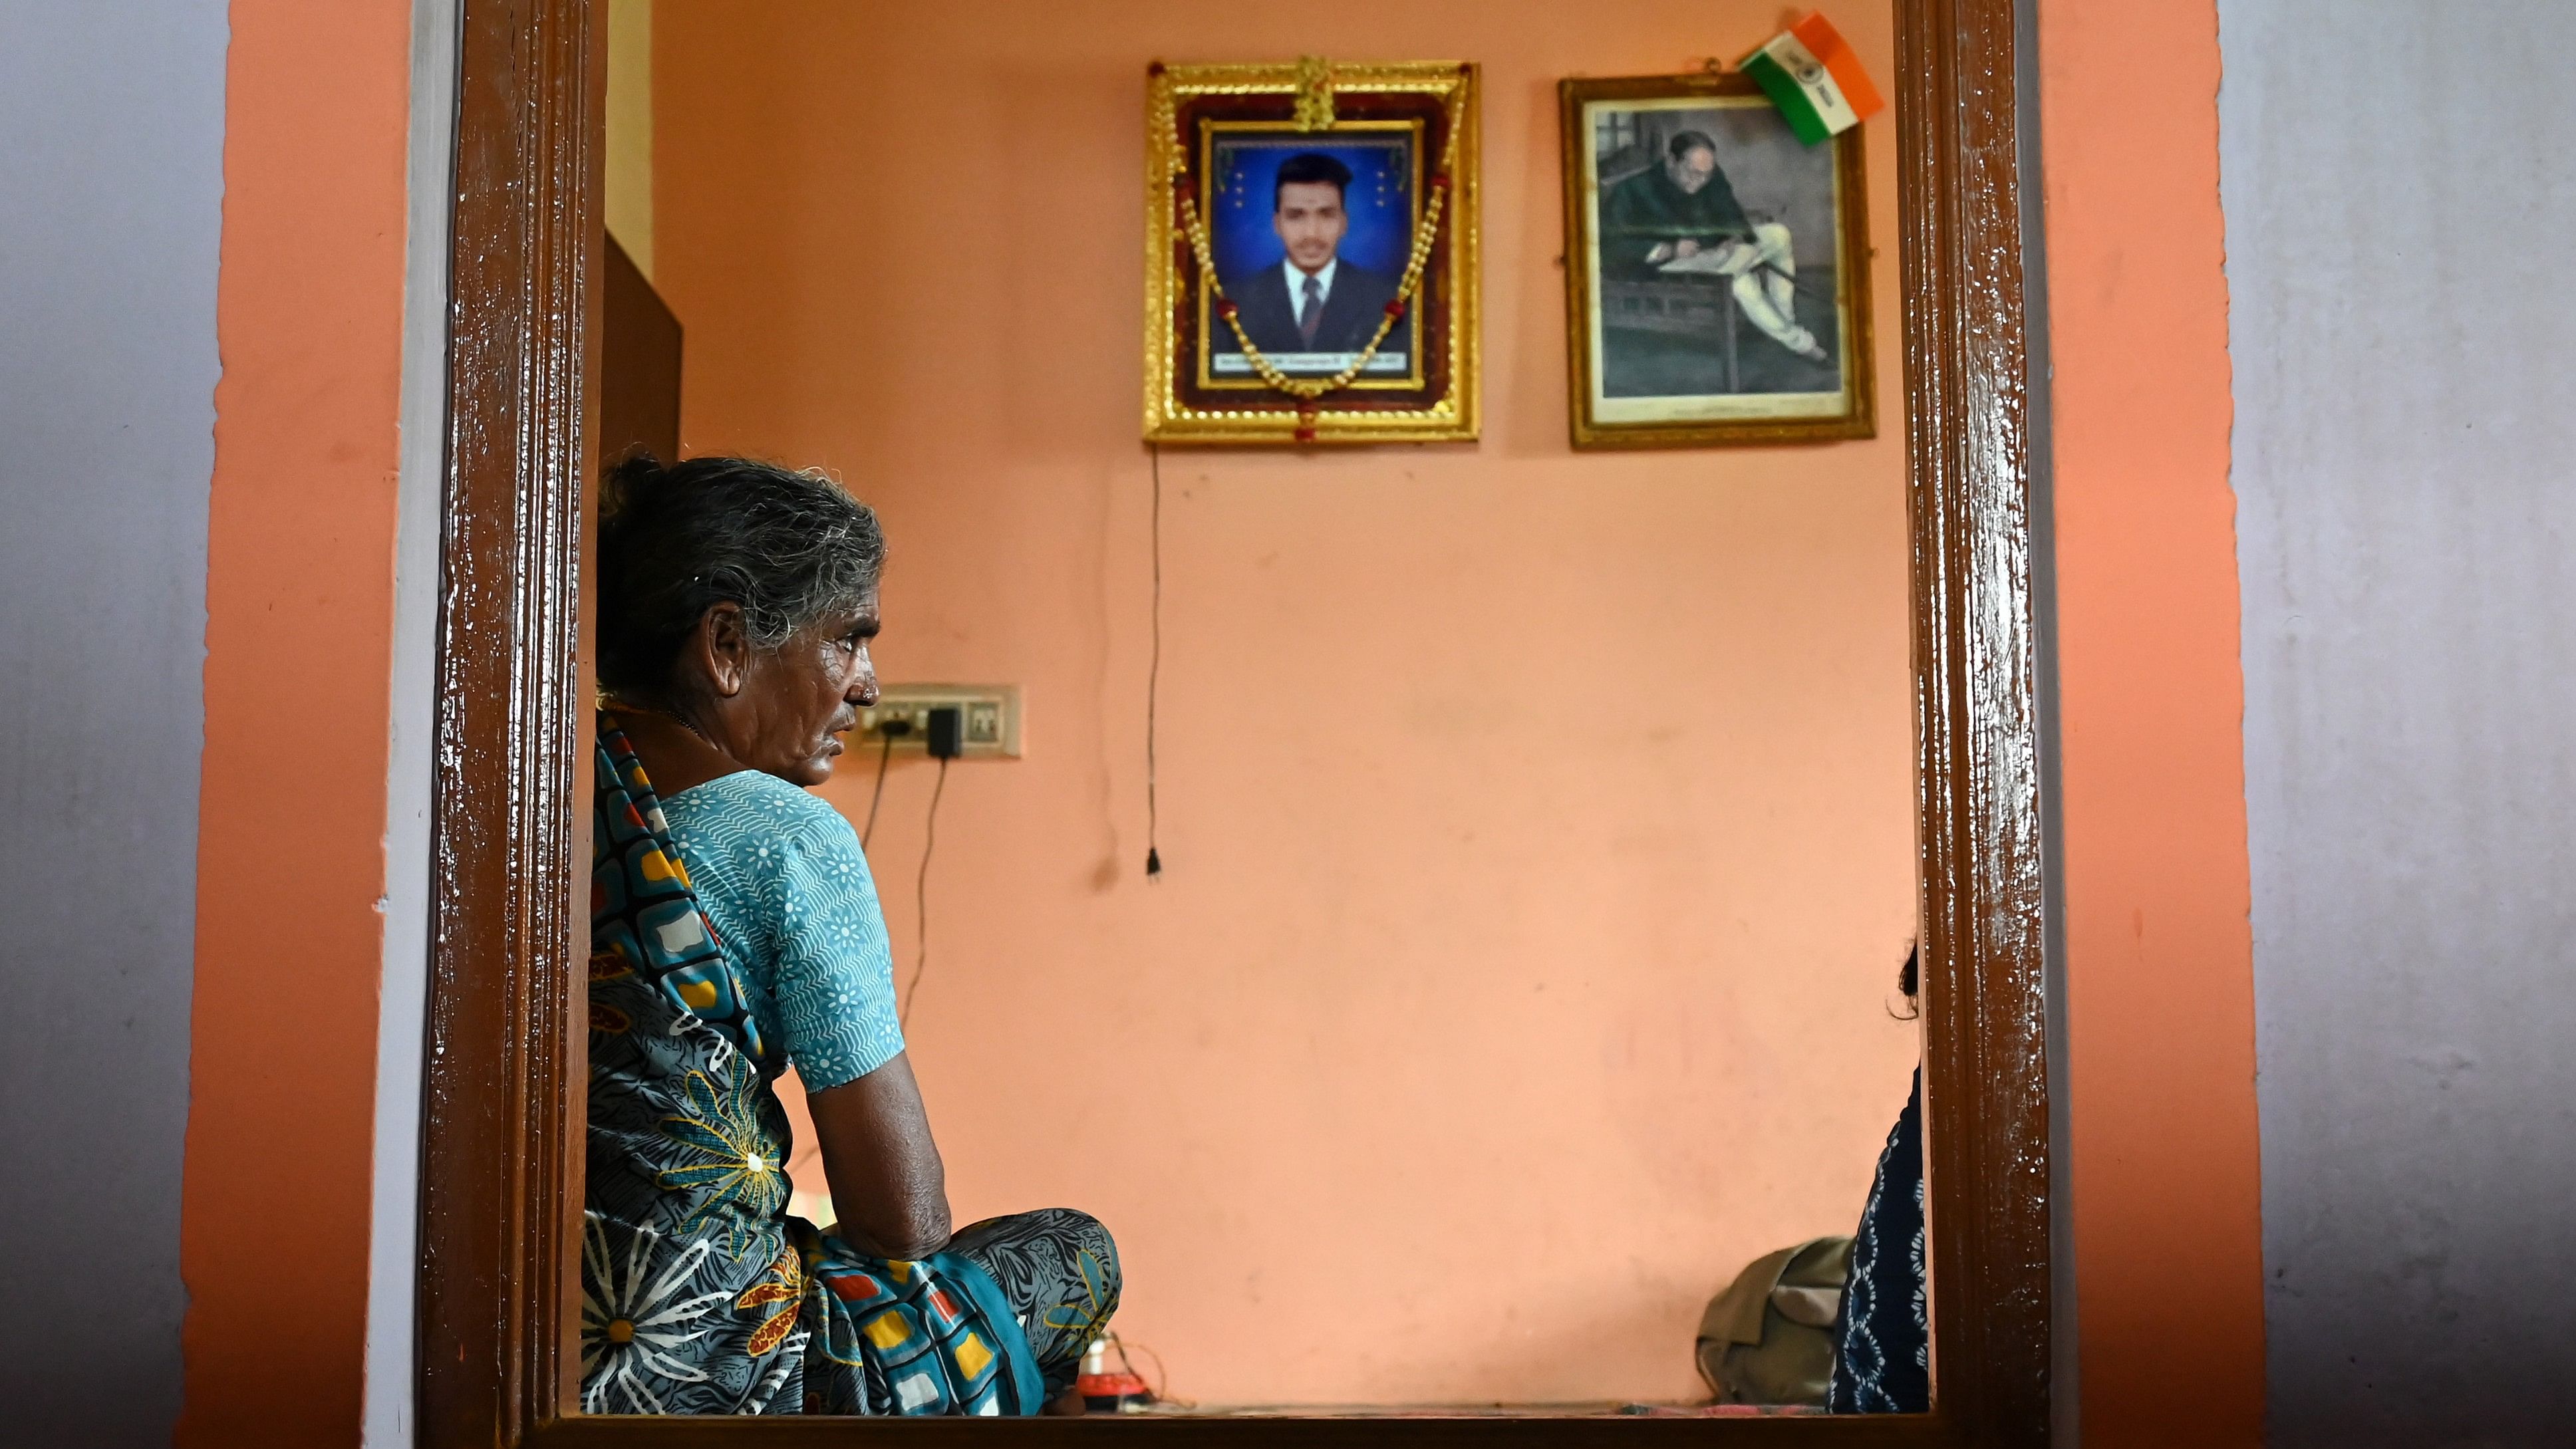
left=613, top=701, right=729, bottom=759
left=660, top=710, right=727, bottom=757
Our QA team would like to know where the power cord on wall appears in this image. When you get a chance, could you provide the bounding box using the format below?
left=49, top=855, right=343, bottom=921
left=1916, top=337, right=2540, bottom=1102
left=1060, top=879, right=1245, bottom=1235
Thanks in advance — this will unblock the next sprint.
left=1145, top=444, right=1165, bottom=880
left=860, top=716, right=912, bottom=849
left=901, top=707, right=960, bottom=1029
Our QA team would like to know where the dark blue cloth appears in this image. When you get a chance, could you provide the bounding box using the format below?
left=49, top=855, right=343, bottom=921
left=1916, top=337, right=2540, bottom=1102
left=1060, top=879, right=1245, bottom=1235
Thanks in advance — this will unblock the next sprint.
left=1828, top=1069, right=1929, bottom=1413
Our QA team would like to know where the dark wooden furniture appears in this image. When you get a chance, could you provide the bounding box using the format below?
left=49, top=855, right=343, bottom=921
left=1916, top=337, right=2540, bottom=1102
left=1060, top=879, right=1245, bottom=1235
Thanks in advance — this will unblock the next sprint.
left=599, top=231, right=682, bottom=469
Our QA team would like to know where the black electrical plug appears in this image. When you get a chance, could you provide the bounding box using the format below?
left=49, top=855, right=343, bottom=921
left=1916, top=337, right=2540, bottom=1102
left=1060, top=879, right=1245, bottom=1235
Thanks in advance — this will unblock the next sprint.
left=877, top=715, right=913, bottom=740
left=925, top=706, right=962, bottom=760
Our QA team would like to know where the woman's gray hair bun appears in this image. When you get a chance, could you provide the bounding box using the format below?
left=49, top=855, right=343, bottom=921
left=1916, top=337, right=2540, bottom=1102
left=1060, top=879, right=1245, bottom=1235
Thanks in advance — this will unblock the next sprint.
left=596, top=454, right=885, bottom=698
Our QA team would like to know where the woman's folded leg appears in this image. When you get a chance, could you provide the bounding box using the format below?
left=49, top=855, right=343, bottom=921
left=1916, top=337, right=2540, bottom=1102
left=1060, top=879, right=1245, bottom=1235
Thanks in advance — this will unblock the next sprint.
left=946, top=1208, right=1123, bottom=1400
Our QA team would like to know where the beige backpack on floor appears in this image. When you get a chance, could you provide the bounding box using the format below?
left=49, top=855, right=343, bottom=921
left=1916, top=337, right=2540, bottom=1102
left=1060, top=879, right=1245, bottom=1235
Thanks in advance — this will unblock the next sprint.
left=1695, top=1236, right=1854, bottom=1406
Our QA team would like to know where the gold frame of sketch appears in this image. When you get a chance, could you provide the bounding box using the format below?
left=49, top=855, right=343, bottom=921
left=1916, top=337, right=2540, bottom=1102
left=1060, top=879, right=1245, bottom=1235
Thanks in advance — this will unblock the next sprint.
left=1559, top=71, right=1878, bottom=450
left=1143, top=59, right=1480, bottom=445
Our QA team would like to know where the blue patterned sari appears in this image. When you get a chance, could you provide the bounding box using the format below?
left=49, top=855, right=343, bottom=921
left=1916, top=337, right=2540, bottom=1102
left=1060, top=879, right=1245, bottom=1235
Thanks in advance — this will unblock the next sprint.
left=582, top=720, right=1116, bottom=1414
left=1827, top=1069, right=1928, bottom=1412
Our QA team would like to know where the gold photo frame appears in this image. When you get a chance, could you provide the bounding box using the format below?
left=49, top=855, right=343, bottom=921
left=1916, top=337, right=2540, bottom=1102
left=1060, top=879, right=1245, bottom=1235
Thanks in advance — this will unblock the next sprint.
left=1144, top=59, right=1480, bottom=445
left=1561, top=72, right=1876, bottom=449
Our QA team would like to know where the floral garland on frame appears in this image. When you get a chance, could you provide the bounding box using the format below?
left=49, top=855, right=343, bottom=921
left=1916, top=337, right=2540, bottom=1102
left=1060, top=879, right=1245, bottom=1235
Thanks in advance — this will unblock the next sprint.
left=1170, top=70, right=1468, bottom=411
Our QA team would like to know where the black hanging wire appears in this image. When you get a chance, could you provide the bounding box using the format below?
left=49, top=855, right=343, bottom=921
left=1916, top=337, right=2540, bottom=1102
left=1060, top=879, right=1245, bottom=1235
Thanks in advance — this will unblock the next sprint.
left=901, top=755, right=950, bottom=1029
left=1145, top=444, right=1165, bottom=879
left=861, top=729, right=897, bottom=849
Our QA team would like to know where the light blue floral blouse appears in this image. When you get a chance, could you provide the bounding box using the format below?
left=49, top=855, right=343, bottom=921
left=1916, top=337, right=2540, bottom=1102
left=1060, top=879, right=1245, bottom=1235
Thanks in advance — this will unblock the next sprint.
left=659, top=769, right=903, bottom=1091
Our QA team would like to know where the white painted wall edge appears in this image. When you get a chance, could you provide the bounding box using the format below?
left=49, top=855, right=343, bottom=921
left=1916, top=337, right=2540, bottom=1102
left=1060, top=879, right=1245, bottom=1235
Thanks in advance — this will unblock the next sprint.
left=364, top=0, right=459, bottom=1442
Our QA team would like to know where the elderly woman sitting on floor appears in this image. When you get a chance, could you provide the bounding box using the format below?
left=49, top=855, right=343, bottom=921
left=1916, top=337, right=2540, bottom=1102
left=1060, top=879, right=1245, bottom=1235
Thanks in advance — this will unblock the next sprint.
left=582, top=455, right=1117, bottom=1416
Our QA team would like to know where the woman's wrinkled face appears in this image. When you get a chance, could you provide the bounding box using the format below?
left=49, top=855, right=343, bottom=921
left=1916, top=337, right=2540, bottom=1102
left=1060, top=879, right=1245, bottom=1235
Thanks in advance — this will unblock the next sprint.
left=736, top=593, right=881, bottom=785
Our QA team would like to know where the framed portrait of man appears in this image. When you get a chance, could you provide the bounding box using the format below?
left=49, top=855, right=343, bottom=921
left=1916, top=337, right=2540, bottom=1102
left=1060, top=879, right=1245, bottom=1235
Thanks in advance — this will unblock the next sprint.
left=1560, top=71, right=1876, bottom=449
left=1145, top=59, right=1479, bottom=445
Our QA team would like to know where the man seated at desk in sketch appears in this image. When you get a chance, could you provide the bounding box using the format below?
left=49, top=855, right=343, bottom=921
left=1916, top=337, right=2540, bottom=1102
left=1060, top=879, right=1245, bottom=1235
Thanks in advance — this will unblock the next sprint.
left=1601, top=130, right=1827, bottom=362
left=1215, top=151, right=1412, bottom=363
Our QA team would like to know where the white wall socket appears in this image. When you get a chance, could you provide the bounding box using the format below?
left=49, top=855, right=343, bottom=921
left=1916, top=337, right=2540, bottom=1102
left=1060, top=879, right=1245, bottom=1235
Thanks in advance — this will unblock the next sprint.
left=855, top=684, right=1022, bottom=759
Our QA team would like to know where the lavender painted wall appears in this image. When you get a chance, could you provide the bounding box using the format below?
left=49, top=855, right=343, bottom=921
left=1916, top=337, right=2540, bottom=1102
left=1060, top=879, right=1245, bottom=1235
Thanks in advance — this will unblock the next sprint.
left=2221, top=2, right=2576, bottom=1441
left=0, top=5, right=230, bottom=1443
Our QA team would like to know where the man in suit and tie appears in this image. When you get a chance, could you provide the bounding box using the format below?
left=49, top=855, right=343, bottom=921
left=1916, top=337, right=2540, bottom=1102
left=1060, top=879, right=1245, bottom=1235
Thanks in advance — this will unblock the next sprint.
left=1214, top=152, right=1413, bottom=366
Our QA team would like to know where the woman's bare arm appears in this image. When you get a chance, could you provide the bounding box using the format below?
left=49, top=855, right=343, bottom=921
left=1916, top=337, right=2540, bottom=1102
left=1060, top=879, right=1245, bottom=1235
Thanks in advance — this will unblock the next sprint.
left=805, top=1052, right=951, bottom=1259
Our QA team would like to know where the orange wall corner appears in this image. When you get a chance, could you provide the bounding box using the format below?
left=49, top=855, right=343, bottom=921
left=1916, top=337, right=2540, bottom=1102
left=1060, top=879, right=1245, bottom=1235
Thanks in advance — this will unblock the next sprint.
left=178, top=1, right=417, bottom=1442
left=650, top=0, right=1922, bottom=1406
left=2040, top=0, right=2267, bottom=1442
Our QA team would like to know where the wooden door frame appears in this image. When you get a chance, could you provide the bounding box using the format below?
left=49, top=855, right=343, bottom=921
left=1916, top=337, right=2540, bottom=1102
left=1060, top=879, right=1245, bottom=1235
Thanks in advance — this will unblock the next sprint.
left=415, top=1, right=2051, bottom=1443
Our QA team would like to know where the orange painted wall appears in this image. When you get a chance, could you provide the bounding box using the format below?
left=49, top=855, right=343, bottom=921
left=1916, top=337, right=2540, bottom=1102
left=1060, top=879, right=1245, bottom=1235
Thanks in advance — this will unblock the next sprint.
left=144, top=0, right=2271, bottom=1432
left=653, top=0, right=1922, bottom=1406
left=178, top=1, right=414, bottom=1443
left=2039, top=1, right=2267, bottom=1442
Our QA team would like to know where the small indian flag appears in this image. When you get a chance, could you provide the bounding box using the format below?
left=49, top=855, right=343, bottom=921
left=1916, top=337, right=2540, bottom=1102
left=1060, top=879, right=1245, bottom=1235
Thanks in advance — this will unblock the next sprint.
left=1740, top=12, right=1886, bottom=145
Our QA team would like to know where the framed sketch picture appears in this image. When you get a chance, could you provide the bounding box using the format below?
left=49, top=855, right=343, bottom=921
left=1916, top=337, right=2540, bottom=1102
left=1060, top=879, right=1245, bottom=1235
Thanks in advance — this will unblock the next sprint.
left=1145, top=59, right=1479, bottom=445
left=1560, top=71, right=1874, bottom=449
